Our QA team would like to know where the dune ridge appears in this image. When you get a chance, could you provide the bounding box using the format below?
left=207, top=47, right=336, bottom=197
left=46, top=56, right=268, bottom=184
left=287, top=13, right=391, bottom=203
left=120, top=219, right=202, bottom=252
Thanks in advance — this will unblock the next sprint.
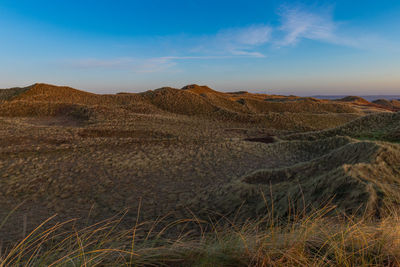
left=189, top=137, right=400, bottom=220
left=0, top=82, right=399, bottom=245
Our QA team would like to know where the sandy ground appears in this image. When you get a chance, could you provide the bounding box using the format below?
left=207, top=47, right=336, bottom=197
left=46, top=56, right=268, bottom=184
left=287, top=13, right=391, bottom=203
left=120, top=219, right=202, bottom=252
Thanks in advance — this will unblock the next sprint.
left=0, top=114, right=295, bottom=242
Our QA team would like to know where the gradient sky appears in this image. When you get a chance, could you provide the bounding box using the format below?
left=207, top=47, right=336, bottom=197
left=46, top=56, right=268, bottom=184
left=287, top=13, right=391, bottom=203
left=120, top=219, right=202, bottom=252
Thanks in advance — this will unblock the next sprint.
left=1, top=0, right=400, bottom=95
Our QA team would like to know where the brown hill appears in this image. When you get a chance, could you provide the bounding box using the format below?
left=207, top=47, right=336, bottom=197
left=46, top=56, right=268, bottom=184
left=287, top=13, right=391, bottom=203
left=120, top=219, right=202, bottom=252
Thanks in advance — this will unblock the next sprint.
left=0, top=83, right=389, bottom=131
left=373, top=99, right=392, bottom=107
left=181, top=84, right=223, bottom=95
left=1, top=83, right=375, bottom=115
left=335, top=96, right=370, bottom=104
left=284, top=111, right=400, bottom=142
left=264, top=96, right=321, bottom=102
left=330, top=96, right=392, bottom=113
left=13, top=83, right=100, bottom=103
left=10, top=83, right=139, bottom=105
left=140, top=87, right=219, bottom=115
left=181, top=85, right=361, bottom=114
left=0, top=85, right=32, bottom=101
left=239, top=98, right=358, bottom=114
left=2, top=83, right=164, bottom=117
left=373, top=99, right=400, bottom=111
left=0, top=101, right=92, bottom=120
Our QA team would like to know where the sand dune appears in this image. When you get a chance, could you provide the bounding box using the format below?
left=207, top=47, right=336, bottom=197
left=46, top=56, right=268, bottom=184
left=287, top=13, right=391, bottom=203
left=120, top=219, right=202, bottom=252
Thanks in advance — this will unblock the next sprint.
left=0, top=83, right=399, bottom=244
left=284, top=111, right=400, bottom=142
left=190, top=137, right=400, bottom=220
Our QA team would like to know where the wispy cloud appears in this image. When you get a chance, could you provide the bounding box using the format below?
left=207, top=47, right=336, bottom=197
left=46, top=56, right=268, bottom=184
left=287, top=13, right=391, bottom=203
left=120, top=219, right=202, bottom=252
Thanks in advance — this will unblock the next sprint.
left=133, top=57, right=177, bottom=73
left=230, top=50, right=265, bottom=58
left=62, top=5, right=389, bottom=74
left=217, top=25, right=272, bottom=46
left=68, top=58, right=135, bottom=69
left=278, top=5, right=336, bottom=46
left=63, top=25, right=271, bottom=73
left=191, top=24, right=271, bottom=58
left=277, top=4, right=361, bottom=47
left=63, top=55, right=247, bottom=73
left=64, top=57, right=176, bottom=73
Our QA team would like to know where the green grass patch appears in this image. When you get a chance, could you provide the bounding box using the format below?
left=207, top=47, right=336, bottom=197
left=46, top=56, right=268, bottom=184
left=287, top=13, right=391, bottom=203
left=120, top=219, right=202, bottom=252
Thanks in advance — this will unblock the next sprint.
left=354, top=130, right=400, bottom=143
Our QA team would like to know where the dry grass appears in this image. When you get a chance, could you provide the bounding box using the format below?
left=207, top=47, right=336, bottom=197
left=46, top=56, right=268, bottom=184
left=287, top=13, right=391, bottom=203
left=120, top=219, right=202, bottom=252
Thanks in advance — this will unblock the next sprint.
left=373, top=99, right=400, bottom=112
left=2, top=205, right=400, bottom=266
left=240, top=98, right=359, bottom=114
left=1, top=83, right=373, bottom=120
left=0, top=83, right=365, bottom=132
left=0, top=86, right=32, bottom=101
left=0, top=107, right=395, bottom=244
left=1, top=83, right=400, bottom=266
left=185, top=136, right=400, bottom=224
left=284, top=112, right=400, bottom=142
left=335, top=96, right=371, bottom=104
left=0, top=101, right=92, bottom=120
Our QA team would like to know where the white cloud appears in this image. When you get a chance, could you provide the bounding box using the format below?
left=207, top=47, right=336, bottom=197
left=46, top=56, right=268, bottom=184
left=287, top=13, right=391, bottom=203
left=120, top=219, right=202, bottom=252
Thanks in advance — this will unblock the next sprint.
left=67, top=58, right=135, bottom=69
left=217, top=25, right=272, bottom=46
left=276, top=5, right=365, bottom=48
left=134, top=53, right=266, bottom=73
left=229, top=50, right=266, bottom=58
left=161, top=56, right=231, bottom=60
left=133, top=58, right=177, bottom=73
left=62, top=6, right=389, bottom=74
left=63, top=57, right=175, bottom=73
left=63, top=56, right=233, bottom=74
left=63, top=28, right=269, bottom=73
left=188, top=24, right=271, bottom=58
left=278, top=5, right=336, bottom=46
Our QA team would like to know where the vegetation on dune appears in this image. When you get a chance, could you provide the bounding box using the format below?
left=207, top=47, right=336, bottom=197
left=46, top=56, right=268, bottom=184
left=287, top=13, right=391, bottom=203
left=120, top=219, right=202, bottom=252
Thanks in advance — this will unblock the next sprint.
left=355, top=130, right=400, bottom=143
left=0, top=85, right=32, bottom=101
left=13, top=83, right=99, bottom=103
left=241, top=98, right=359, bottom=114
left=187, top=137, right=400, bottom=222
left=0, top=83, right=379, bottom=119
left=285, top=111, right=400, bottom=142
left=263, top=96, right=321, bottom=102
left=1, top=83, right=400, bottom=265
left=140, top=87, right=219, bottom=116
left=335, top=95, right=370, bottom=104
left=373, top=99, right=400, bottom=111
left=195, top=91, right=251, bottom=114
left=0, top=101, right=92, bottom=120
left=0, top=83, right=383, bottom=136
left=9, top=83, right=156, bottom=109
left=2, top=205, right=400, bottom=266
left=181, top=84, right=225, bottom=95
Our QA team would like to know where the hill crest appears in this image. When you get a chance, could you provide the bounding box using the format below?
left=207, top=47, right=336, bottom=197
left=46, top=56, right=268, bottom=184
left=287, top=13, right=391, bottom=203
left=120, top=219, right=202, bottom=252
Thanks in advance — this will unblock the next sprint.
left=181, top=84, right=223, bottom=95
left=0, top=83, right=394, bottom=119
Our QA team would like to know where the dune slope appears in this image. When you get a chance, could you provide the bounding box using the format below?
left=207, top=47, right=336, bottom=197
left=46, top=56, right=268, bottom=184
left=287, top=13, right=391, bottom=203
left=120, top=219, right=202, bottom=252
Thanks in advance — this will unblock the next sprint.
left=188, top=137, right=400, bottom=220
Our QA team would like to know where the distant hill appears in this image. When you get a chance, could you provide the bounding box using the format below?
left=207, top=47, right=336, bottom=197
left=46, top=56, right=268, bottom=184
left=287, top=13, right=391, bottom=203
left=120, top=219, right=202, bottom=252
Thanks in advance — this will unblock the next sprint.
left=181, top=84, right=224, bottom=95
left=373, top=99, right=400, bottom=111
left=283, top=112, right=400, bottom=143
left=313, top=95, right=400, bottom=102
left=334, top=96, right=370, bottom=104
left=0, top=83, right=394, bottom=130
left=0, top=85, right=32, bottom=101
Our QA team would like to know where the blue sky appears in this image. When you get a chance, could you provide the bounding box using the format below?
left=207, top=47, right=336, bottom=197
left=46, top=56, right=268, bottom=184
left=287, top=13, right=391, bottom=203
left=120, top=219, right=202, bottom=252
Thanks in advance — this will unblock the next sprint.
left=1, top=0, right=400, bottom=95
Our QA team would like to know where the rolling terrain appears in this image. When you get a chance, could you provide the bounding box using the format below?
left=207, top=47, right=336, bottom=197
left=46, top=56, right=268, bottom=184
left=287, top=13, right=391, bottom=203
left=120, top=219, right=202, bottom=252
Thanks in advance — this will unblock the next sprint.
left=0, top=83, right=399, bottom=249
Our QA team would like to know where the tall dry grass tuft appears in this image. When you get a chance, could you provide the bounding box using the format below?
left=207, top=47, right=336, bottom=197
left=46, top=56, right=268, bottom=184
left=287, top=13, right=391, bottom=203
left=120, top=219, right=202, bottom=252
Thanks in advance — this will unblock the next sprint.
left=1, top=204, right=400, bottom=266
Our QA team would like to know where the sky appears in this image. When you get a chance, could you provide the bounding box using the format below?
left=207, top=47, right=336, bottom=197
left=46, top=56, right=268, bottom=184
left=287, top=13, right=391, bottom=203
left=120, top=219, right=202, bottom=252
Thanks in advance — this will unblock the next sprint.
left=0, top=0, right=400, bottom=95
